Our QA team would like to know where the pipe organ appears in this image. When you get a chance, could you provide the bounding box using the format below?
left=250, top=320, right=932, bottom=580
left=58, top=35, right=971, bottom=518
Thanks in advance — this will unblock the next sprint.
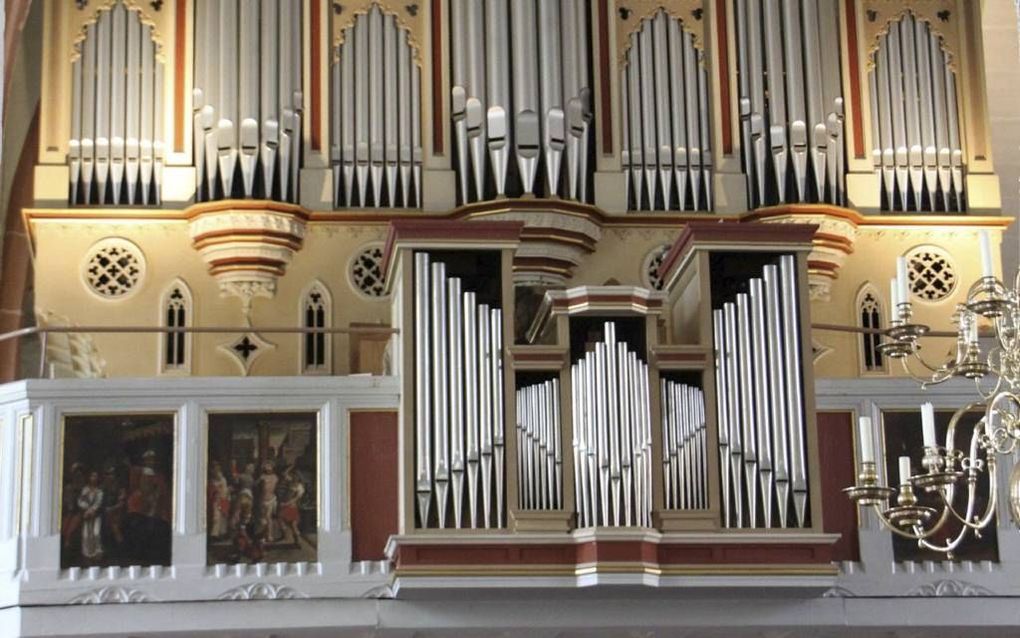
left=192, top=0, right=303, bottom=203
left=449, top=0, right=593, bottom=204
left=735, top=0, right=845, bottom=208
left=571, top=322, right=653, bottom=528
left=661, top=378, right=708, bottom=511
left=869, top=13, right=965, bottom=212
left=621, top=10, right=713, bottom=212
left=68, top=2, right=164, bottom=206
left=331, top=6, right=422, bottom=209
left=712, top=255, right=809, bottom=529
left=515, top=378, right=563, bottom=511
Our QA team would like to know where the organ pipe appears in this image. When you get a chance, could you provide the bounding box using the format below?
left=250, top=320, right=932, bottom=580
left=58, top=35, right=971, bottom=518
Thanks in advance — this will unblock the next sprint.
left=332, top=6, right=422, bottom=208
left=571, top=322, right=652, bottom=528
left=516, top=379, right=562, bottom=510
left=869, top=13, right=965, bottom=212
left=193, top=0, right=302, bottom=203
left=736, top=0, right=844, bottom=208
left=451, top=0, right=592, bottom=203
left=414, top=253, right=505, bottom=528
left=621, top=10, right=713, bottom=212
left=69, top=3, right=164, bottom=206
left=661, top=379, right=708, bottom=510
left=712, top=258, right=809, bottom=528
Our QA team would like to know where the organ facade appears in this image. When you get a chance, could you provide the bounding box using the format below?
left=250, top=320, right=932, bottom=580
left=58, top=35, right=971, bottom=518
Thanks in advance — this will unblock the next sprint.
left=1, top=0, right=1018, bottom=635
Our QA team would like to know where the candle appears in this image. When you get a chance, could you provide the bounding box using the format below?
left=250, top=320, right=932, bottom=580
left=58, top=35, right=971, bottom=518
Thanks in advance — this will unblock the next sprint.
left=889, top=277, right=900, bottom=311
left=897, top=257, right=910, bottom=305
left=899, top=456, right=912, bottom=485
left=921, top=402, right=936, bottom=448
left=857, top=416, right=875, bottom=464
left=980, top=231, right=995, bottom=279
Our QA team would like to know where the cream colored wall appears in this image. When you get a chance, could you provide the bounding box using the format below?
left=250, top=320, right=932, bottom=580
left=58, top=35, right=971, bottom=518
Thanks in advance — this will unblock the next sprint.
left=567, top=228, right=680, bottom=288
left=812, top=225, right=1001, bottom=378
left=31, top=220, right=391, bottom=377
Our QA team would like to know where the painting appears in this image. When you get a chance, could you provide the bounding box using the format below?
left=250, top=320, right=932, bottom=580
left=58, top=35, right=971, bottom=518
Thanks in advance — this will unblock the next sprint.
left=207, top=412, right=318, bottom=565
left=60, top=414, right=174, bottom=569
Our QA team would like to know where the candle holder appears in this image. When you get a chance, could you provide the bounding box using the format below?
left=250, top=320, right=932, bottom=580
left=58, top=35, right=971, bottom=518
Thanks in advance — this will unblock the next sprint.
left=965, top=276, right=1009, bottom=319
left=843, top=461, right=896, bottom=506
left=883, top=482, right=936, bottom=530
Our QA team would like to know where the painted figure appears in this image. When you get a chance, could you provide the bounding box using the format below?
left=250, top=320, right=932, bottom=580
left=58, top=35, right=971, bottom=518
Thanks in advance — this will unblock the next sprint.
left=77, top=471, right=104, bottom=560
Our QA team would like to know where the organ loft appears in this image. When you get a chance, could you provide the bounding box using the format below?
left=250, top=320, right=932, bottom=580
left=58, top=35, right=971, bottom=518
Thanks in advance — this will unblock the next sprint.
left=1, top=1, right=1020, bottom=636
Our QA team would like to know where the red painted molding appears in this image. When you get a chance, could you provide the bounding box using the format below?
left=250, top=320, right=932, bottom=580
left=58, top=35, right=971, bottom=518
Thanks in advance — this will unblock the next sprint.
left=817, top=411, right=861, bottom=562
left=350, top=411, right=399, bottom=561
left=845, top=0, right=865, bottom=160
left=310, top=2, right=322, bottom=152
left=716, top=0, right=733, bottom=155
left=382, top=219, right=523, bottom=273
left=431, top=0, right=444, bottom=155
left=174, top=0, right=187, bottom=153
left=597, top=0, right=613, bottom=155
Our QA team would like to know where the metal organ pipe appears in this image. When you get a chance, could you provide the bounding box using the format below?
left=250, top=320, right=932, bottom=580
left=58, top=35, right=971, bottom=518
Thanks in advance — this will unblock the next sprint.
left=735, top=0, right=844, bottom=208
left=712, top=259, right=810, bottom=528
left=332, top=6, right=422, bottom=208
left=451, top=0, right=592, bottom=203
left=660, top=379, right=707, bottom=510
left=621, top=10, right=712, bottom=212
left=869, top=13, right=965, bottom=211
left=570, top=323, right=652, bottom=527
left=69, top=3, right=163, bottom=206
left=516, top=379, right=562, bottom=510
left=414, top=255, right=504, bottom=528
left=191, top=0, right=301, bottom=203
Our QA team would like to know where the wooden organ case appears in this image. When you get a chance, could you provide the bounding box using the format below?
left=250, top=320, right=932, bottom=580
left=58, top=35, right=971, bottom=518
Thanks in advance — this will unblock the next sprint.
left=384, top=219, right=837, bottom=588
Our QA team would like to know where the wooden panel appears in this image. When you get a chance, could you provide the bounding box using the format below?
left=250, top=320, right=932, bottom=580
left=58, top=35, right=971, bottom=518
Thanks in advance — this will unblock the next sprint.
left=350, top=411, right=399, bottom=561
left=816, top=411, right=860, bottom=562
left=349, top=322, right=390, bottom=375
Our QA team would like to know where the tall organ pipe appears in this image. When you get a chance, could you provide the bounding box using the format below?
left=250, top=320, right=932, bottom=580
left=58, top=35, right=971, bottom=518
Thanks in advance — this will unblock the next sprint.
left=621, top=10, right=712, bottom=212
left=414, top=256, right=505, bottom=528
left=192, top=0, right=302, bottom=203
left=869, top=13, right=965, bottom=212
left=736, top=0, right=843, bottom=208
left=70, top=3, right=163, bottom=206
left=332, top=7, right=422, bottom=208
left=451, top=0, right=591, bottom=203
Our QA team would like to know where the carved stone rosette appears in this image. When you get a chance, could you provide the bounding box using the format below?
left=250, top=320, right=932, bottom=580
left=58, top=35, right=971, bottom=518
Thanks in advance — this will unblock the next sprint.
left=746, top=205, right=860, bottom=302
left=187, top=200, right=308, bottom=315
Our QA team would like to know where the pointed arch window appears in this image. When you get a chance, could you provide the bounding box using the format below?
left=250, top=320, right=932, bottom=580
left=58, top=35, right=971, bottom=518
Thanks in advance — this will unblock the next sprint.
left=857, top=286, right=886, bottom=374
left=160, top=280, right=192, bottom=374
left=301, top=282, right=333, bottom=374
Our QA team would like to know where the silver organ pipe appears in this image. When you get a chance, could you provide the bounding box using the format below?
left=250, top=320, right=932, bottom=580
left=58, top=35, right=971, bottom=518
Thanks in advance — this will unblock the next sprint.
left=332, top=6, right=422, bottom=208
left=735, top=0, right=844, bottom=208
left=451, top=0, right=592, bottom=203
left=621, top=10, right=712, bottom=212
left=516, top=379, right=562, bottom=510
left=413, top=254, right=505, bottom=528
left=69, top=3, right=163, bottom=206
left=869, top=13, right=965, bottom=211
left=712, top=260, right=810, bottom=528
left=193, top=0, right=302, bottom=203
left=660, top=379, right=707, bottom=510
left=570, top=322, right=652, bottom=528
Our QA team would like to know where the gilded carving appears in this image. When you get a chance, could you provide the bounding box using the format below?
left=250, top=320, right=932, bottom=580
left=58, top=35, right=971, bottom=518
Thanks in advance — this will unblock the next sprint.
left=860, top=0, right=960, bottom=71
left=616, top=1, right=706, bottom=66
left=331, top=0, right=424, bottom=65
left=68, top=0, right=169, bottom=63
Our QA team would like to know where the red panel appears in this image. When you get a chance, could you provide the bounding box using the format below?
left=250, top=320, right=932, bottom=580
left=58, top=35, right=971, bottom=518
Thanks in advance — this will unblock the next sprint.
left=350, top=411, right=399, bottom=561
left=817, top=411, right=861, bottom=562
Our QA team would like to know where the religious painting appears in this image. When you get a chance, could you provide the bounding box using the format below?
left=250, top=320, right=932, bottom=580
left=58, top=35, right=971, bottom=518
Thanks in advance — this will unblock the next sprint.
left=60, top=414, right=174, bottom=569
left=207, top=413, right=318, bottom=565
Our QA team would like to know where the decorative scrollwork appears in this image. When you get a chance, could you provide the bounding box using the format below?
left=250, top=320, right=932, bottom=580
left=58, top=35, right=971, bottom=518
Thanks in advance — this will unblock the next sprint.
left=69, top=586, right=154, bottom=604
left=217, top=582, right=308, bottom=601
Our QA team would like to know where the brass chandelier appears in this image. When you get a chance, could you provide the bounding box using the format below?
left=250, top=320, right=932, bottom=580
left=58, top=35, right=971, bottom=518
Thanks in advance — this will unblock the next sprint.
left=845, top=232, right=1017, bottom=558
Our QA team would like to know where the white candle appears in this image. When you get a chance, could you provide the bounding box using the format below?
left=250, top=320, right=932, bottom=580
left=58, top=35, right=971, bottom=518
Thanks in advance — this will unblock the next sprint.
left=898, top=456, right=912, bottom=484
left=857, top=416, right=875, bottom=464
left=897, top=257, right=910, bottom=305
left=921, top=403, right=936, bottom=448
left=980, top=231, right=995, bottom=279
left=889, top=277, right=900, bottom=311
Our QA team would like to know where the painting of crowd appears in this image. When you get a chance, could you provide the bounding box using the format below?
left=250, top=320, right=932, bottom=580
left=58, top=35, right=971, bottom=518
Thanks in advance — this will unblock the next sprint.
left=60, top=415, right=174, bottom=569
left=207, top=413, right=318, bottom=565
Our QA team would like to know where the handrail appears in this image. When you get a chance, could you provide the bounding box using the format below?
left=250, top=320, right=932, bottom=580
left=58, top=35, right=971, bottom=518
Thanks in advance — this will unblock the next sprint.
left=0, top=324, right=398, bottom=344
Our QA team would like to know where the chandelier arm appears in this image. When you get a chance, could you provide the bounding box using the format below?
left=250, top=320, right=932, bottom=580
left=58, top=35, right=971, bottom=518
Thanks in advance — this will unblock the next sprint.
left=871, top=504, right=934, bottom=541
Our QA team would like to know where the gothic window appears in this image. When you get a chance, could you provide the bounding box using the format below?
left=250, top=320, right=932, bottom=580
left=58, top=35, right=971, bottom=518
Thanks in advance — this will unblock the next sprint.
left=82, top=238, right=146, bottom=299
left=906, top=246, right=957, bottom=302
left=869, top=13, right=965, bottom=212
left=69, top=1, right=164, bottom=206
left=160, top=280, right=192, bottom=374
left=301, top=281, right=332, bottom=374
left=331, top=5, right=421, bottom=208
left=857, top=285, right=886, bottom=374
